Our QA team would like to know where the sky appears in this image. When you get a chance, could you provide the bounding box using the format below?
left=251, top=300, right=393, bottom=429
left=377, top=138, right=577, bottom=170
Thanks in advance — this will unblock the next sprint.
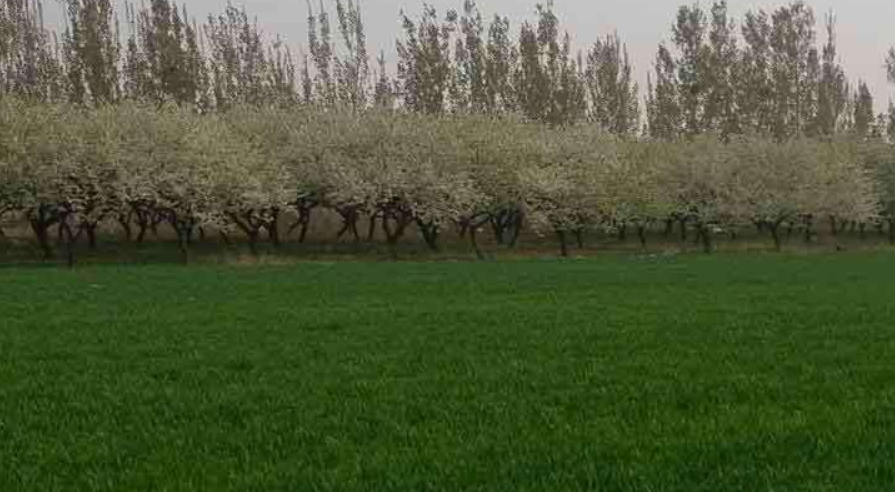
left=48, top=0, right=895, bottom=106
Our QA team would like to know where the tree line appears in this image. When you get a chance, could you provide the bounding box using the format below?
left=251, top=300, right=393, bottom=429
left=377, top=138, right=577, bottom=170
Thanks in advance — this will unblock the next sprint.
left=2, top=0, right=890, bottom=135
left=2, top=0, right=895, bottom=264
left=0, top=99, right=892, bottom=265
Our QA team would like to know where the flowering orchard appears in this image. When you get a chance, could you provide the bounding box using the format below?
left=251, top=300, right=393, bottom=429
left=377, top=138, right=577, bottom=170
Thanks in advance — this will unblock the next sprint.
left=0, top=99, right=892, bottom=264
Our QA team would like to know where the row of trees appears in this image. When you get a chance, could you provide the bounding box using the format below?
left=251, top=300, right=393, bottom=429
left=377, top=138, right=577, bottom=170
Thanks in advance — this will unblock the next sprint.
left=3, top=0, right=888, bottom=139
left=648, top=1, right=893, bottom=141
left=1, top=99, right=892, bottom=264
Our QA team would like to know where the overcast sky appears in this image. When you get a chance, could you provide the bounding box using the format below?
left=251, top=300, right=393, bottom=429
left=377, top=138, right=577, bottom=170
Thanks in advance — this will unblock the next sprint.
left=50, top=0, right=895, bottom=106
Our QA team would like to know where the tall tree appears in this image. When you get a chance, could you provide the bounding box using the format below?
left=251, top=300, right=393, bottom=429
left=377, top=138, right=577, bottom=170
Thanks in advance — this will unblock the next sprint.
left=333, top=0, right=368, bottom=110
left=124, top=0, right=208, bottom=108
left=586, top=33, right=639, bottom=135
left=306, top=0, right=335, bottom=106
left=63, top=0, right=120, bottom=105
left=738, top=9, right=773, bottom=134
left=768, top=1, right=816, bottom=139
left=853, top=80, right=874, bottom=138
left=514, top=1, right=584, bottom=125
left=204, top=3, right=269, bottom=109
left=450, top=0, right=487, bottom=113
left=647, top=43, right=681, bottom=139
left=483, top=13, right=515, bottom=113
left=396, top=4, right=455, bottom=114
left=703, top=1, right=738, bottom=135
left=0, top=0, right=65, bottom=101
left=814, top=12, right=847, bottom=137
left=672, top=3, right=708, bottom=135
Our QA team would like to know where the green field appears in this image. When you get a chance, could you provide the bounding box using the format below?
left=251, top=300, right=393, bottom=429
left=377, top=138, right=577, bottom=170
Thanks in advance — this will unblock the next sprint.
left=2, top=254, right=894, bottom=490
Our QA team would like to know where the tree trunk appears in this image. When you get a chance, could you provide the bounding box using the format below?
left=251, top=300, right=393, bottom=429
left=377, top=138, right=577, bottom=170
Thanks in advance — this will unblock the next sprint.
left=663, top=218, right=673, bottom=237
left=83, top=224, right=98, bottom=249
left=247, top=232, right=259, bottom=256
left=637, top=225, right=647, bottom=251
left=367, top=213, right=379, bottom=242
left=769, top=223, right=782, bottom=252
left=469, top=225, right=485, bottom=260
left=177, top=229, right=189, bottom=264
left=698, top=224, right=713, bottom=254
left=889, top=220, right=895, bottom=246
left=679, top=218, right=688, bottom=242
left=417, top=220, right=439, bottom=251
left=574, top=229, right=585, bottom=248
left=803, top=216, right=814, bottom=244
left=119, top=214, right=133, bottom=243
left=507, top=210, right=523, bottom=249
left=556, top=230, right=569, bottom=257
left=829, top=215, right=838, bottom=236
left=617, top=223, right=627, bottom=242
left=266, top=211, right=281, bottom=247
left=60, top=222, right=77, bottom=268
left=29, top=218, right=55, bottom=260
left=491, top=215, right=506, bottom=245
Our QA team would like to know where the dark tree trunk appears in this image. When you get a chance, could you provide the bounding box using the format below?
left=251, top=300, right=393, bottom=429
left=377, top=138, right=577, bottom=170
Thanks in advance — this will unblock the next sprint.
left=381, top=209, right=413, bottom=259
left=469, top=224, right=485, bottom=260
left=288, top=202, right=316, bottom=244
left=60, top=221, right=79, bottom=268
left=336, top=207, right=360, bottom=242
left=458, top=220, right=469, bottom=239
left=266, top=209, right=281, bottom=246
left=83, top=223, right=98, bottom=249
left=803, top=215, right=814, bottom=244
left=829, top=215, right=838, bottom=236
left=889, top=220, right=895, bottom=245
left=698, top=224, right=713, bottom=254
left=507, top=210, right=523, bottom=249
left=367, top=212, right=379, bottom=242
left=177, top=231, right=189, bottom=264
left=859, top=222, right=867, bottom=240
left=491, top=215, right=506, bottom=245
left=769, top=222, right=782, bottom=252
left=637, top=225, right=647, bottom=251
left=416, top=219, right=440, bottom=251
left=617, top=223, right=627, bottom=242
left=574, top=229, right=585, bottom=248
left=663, top=218, right=674, bottom=237
left=556, top=230, right=569, bottom=257
left=29, top=214, right=56, bottom=260
left=679, top=218, right=688, bottom=242
left=118, top=213, right=133, bottom=243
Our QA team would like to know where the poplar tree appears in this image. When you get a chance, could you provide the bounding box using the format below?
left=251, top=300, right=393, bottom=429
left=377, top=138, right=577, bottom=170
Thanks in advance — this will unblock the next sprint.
left=0, top=0, right=65, bottom=101
left=585, top=33, right=639, bottom=135
left=204, top=3, right=269, bottom=109
left=334, top=0, right=369, bottom=110
left=124, top=0, right=208, bottom=108
left=768, top=1, right=816, bottom=139
left=814, top=12, right=848, bottom=136
left=647, top=43, right=681, bottom=140
left=672, top=3, right=708, bottom=135
left=63, top=0, right=120, bottom=105
left=704, top=1, right=737, bottom=135
left=483, top=13, right=516, bottom=113
left=738, top=10, right=773, bottom=135
left=306, top=0, right=336, bottom=106
left=396, top=4, right=455, bottom=114
left=853, top=80, right=874, bottom=138
left=514, top=1, right=584, bottom=126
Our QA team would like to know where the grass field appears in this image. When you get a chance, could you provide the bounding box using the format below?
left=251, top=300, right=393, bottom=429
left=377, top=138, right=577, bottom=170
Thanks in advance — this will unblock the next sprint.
left=2, top=253, right=894, bottom=490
